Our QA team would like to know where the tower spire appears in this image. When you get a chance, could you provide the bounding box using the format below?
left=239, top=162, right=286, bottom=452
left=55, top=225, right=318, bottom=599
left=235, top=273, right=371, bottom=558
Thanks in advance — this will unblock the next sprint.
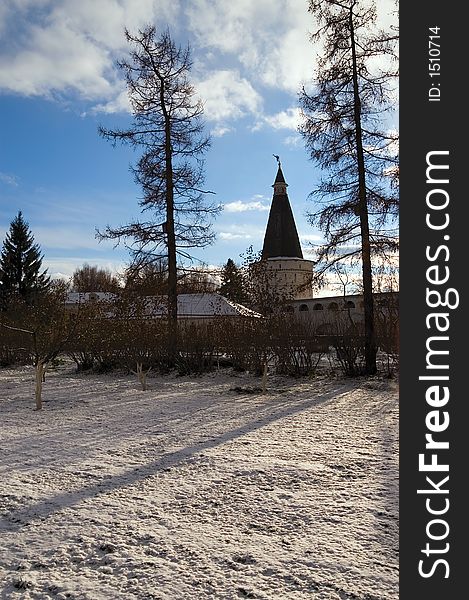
left=272, top=154, right=287, bottom=194
left=262, top=161, right=303, bottom=259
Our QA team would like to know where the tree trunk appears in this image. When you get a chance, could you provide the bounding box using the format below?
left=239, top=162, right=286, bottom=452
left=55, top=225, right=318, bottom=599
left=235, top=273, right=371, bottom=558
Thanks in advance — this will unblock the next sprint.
left=261, top=356, right=268, bottom=394
left=349, top=6, right=377, bottom=375
left=161, top=80, right=178, bottom=365
left=35, top=360, right=46, bottom=410
left=132, top=362, right=150, bottom=391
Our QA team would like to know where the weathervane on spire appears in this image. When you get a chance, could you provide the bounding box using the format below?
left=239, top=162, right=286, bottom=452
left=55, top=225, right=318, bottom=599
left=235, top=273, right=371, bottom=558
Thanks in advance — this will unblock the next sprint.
left=273, top=154, right=281, bottom=167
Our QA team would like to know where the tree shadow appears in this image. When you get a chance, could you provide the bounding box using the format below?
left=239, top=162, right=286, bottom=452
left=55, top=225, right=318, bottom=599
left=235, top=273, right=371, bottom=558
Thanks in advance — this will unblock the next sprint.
left=2, top=385, right=350, bottom=530
left=371, top=385, right=399, bottom=571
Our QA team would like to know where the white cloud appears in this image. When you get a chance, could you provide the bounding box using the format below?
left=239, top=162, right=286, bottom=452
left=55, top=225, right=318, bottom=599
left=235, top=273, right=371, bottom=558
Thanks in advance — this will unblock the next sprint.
left=224, top=200, right=270, bottom=213
left=0, top=0, right=177, bottom=102
left=300, top=245, right=316, bottom=258
left=219, top=232, right=252, bottom=241
left=0, top=171, right=19, bottom=186
left=258, top=23, right=313, bottom=92
left=386, top=129, right=399, bottom=156
left=300, top=233, right=322, bottom=243
left=255, top=107, right=302, bottom=132
left=0, top=0, right=314, bottom=114
left=0, top=1, right=268, bottom=124
left=210, top=124, right=234, bottom=137
left=196, top=70, right=262, bottom=122
left=186, top=0, right=277, bottom=55
left=268, top=108, right=301, bottom=130
left=217, top=223, right=265, bottom=242
left=43, top=256, right=126, bottom=278
left=0, top=0, right=397, bottom=124
left=283, top=134, right=302, bottom=147
left=92, top=89, right=130, bottom=114
left=383, top=166, right=398, bottom=181
left=186, top=0, right=313, bottom=94
left=0, top=21, right=114, bottom=99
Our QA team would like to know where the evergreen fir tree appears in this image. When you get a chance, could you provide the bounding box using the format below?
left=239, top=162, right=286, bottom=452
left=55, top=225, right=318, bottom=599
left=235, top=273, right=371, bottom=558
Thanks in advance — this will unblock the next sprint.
left=219, top=258, right=247, bottom=304
left=0, top=211, right=50, bottom=308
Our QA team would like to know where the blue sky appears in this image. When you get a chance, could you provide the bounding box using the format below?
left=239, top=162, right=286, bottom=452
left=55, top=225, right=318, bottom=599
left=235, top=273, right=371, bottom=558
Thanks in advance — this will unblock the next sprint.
left=0, top=0, right=397, bottom=282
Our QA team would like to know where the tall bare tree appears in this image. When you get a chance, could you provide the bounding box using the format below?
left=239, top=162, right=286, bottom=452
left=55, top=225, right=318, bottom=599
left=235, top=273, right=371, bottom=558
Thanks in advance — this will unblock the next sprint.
left=299, top=0, right=398, bottom=374
left=72, top=263, right=119, bottom=292
left=98, top=26, right=220, bottom=360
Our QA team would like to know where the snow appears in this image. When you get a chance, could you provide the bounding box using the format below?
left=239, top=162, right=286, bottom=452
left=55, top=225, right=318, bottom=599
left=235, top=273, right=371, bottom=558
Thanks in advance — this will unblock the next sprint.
left=172, top=293, right=261, bottom=318
left=65, top=292, right=117, bottom=305
left=65, top=292, right=262, bottom=319
left=0, top=364, right=398, bottom=599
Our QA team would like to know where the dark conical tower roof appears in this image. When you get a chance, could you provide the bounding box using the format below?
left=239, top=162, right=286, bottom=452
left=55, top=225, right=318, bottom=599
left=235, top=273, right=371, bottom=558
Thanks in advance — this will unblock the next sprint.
left=261, top=165, right=303, bottom=259
left=273, top=165, right=286, bottom=184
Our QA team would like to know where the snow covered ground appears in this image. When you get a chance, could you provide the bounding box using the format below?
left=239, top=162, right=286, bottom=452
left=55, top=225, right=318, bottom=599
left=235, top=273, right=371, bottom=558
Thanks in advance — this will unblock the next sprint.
left=0, top=364, right=398, bottom=600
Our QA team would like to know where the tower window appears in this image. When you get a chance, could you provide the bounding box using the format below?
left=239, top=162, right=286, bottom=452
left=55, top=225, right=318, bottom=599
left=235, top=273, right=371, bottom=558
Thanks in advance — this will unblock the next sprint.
left=313, top=303, right=323, bottom=310
left=299, top=304, right=309, bottom=312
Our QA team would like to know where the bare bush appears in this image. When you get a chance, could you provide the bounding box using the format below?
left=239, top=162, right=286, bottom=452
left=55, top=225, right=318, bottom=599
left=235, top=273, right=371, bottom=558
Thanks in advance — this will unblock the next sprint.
left=175, top=322, right=217, bottom=375
left=0, top=325, right=31, bottom=366
left=1, top=285, right=77, bottom=409
left=315, top=309, right=367, bottom=377
left=375, top=293, right=399, bottom=377
left=271, top=317, right=327, bottom=377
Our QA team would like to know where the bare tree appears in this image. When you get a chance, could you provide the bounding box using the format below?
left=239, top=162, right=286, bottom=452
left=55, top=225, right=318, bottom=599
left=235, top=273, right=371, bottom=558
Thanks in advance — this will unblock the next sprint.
left=240, top=246, right=293, bottom=315
left=72, top=263, right=119, bottom=292
left=122, top=259, right=168, bottom=296
left=299, top=0, right=398, bottom=374
left=98, top=26, right=220, bottom=361
left=177, top=267, right=217, bottom=294
left=1, top=283, right=77, bottom=410
left=123, top=259, right=216, bottom=296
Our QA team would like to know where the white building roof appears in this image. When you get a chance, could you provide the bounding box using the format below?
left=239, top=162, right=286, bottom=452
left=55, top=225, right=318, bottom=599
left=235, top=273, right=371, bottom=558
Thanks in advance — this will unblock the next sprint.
left=65, top=292, right=260, bottom=319
left=65, top=292, right=117, bottom=305
left=147, top=293, right=261, bottom=319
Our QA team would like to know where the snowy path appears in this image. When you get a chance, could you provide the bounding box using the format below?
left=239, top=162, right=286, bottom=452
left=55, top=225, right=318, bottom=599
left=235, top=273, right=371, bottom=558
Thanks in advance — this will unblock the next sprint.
left=0, top=366, right=398, bottom=599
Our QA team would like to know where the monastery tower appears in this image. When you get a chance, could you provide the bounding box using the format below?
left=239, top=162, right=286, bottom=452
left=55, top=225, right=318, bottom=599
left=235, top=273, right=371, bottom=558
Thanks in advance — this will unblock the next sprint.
left=261, top=163, right=314, bottom=300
